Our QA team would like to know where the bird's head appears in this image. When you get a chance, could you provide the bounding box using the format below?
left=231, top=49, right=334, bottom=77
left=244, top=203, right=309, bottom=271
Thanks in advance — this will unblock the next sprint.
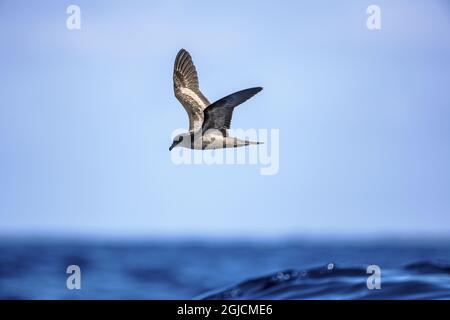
left=169, top=134, right=184, bottom=151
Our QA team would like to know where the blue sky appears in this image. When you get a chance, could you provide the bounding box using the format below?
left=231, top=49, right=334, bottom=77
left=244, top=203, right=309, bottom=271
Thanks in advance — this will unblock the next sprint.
left=0, top=0, right=449, bottom=238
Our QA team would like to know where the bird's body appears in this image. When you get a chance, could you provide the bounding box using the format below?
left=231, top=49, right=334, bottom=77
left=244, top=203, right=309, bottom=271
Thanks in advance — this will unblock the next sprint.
left=175, top=131, right=262, bottom=150
left=170, top=49, right=263, bottom=151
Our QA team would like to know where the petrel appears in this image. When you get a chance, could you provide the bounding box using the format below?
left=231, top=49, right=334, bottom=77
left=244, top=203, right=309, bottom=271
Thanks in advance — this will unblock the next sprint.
left=169, top=49, right=263, bottom=151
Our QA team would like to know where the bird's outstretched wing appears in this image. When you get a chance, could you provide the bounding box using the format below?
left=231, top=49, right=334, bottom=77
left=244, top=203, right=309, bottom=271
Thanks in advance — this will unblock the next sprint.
left=202, top=87, right=263, bottom=136
left=173, top=49, right=210, bottom=132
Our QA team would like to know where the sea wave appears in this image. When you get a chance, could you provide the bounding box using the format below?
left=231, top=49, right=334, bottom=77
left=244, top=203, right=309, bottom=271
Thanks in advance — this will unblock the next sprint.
left=199, top=262, right=450, bottom=300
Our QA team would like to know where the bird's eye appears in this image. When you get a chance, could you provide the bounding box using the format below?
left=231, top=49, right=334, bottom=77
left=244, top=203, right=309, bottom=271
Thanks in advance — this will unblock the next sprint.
left=178, top=136, right=183, bottom=142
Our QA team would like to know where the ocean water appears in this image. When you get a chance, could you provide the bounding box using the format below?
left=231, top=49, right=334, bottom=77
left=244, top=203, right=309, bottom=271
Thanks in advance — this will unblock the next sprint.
left=0, top=238, right=449, bottom=300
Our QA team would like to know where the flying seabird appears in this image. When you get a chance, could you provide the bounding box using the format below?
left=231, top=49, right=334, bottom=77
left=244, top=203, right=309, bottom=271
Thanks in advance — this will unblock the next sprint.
left=169, top=49, right=263, bottom=151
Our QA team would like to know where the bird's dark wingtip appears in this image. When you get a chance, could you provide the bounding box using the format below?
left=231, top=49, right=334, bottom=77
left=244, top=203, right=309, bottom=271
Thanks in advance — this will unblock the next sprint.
left=242, top=87, right=263, bottom=95
left=175, top=48, right=188, bottom=59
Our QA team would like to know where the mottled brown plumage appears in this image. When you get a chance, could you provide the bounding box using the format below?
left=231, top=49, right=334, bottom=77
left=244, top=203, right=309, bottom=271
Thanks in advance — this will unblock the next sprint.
left=173, top=49, right=209, bottom=132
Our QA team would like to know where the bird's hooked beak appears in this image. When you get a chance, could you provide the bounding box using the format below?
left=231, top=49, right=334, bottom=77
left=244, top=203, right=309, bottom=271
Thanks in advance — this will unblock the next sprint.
left=169, top=141, right=178, bottom=151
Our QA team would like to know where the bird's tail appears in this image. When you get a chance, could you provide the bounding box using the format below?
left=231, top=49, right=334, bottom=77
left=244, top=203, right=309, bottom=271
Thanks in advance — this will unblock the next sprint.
left=245, top=140, right=264, bottom=145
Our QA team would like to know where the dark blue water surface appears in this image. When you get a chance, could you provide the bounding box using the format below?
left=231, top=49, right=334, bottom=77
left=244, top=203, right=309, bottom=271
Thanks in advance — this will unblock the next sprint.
left=0, top=238, right=449, bottom=299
